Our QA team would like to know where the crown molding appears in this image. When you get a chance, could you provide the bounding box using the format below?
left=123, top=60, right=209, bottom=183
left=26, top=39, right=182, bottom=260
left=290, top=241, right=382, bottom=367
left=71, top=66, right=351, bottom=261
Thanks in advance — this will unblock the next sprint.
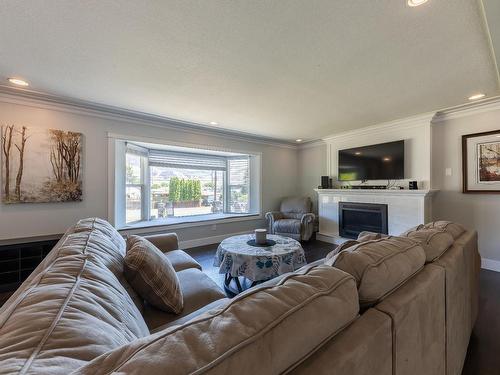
left=0, top=85, right=298, bottom=149
left=322, top=112, right=436, bottom=142
left=432, top=96, right=500, bottom=123
left=297, top=139, right=326, bottom=149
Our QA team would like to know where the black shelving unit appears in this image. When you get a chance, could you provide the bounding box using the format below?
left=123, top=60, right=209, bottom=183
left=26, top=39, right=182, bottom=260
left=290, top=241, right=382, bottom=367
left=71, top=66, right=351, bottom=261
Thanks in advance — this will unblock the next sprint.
left=0, top=239, right=59, bottom=292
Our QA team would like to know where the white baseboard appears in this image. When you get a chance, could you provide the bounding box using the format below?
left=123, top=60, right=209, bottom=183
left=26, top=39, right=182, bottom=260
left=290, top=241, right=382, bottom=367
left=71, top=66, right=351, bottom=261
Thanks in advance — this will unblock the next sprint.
left=179, top=230, right=252, bottom=249
left=481, top=258, right=500, bottom=273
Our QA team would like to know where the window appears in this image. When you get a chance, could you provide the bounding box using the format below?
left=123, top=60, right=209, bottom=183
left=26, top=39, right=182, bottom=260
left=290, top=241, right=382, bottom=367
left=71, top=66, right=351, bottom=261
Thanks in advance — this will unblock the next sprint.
left=115, top=140, right=261, bottom=228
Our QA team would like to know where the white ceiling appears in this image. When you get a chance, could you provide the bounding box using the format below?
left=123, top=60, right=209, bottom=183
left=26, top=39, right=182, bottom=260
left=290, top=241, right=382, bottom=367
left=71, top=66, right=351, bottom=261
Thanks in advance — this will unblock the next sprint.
left=1, top=0, right=499, bottom=142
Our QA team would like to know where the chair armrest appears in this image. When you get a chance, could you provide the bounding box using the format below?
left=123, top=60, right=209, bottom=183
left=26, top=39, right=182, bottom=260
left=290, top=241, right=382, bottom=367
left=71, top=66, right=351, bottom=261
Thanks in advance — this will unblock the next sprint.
left=301, top=213, right=315, bottom=225
left=144, top=233, right=179, bottom=253
left=265, top=211, right=284, bottom=222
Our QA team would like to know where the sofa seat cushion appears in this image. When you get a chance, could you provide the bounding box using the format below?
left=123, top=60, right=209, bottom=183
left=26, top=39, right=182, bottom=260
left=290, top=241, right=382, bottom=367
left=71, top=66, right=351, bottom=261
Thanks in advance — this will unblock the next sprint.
left=150, top=298, right=230, bottom=333
left=125, top=236, right=183, bottom=314
left=423, top=221, right=466, bottom=240
left=273, top=218, right=301, bottom=233
left=0, top=230, right=149, bottom=375
left=402, top=228, right=454, bottom=262
left=73, top=265, right=359, bottom=375
left=327, top=236, right=426, bottom=307
left=143, top=268, right=226, bottom=331
left=165, top=249, right=202, bottom=272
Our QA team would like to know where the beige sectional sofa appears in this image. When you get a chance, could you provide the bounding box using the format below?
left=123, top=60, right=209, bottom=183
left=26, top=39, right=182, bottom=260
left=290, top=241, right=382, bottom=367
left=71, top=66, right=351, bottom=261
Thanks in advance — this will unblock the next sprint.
left=0, top=218, right=479, bottom=375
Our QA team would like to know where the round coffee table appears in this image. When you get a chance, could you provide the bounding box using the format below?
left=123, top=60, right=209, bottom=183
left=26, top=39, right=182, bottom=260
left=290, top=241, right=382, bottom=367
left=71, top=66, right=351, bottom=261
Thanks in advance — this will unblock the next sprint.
left=214, top=234, right=306, bottom=294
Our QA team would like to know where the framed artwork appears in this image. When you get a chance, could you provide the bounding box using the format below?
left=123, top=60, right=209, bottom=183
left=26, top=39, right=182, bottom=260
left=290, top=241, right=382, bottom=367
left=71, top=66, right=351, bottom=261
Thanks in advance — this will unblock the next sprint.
left=462, top=129, right=500, bottom=193
left=1, top=126, right=83, bottom=203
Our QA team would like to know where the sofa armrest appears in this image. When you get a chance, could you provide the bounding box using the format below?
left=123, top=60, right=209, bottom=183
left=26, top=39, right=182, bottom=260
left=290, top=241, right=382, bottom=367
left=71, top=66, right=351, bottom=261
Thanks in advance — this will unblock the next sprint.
left=265, top=211, right=284, bottom=234
left=144, top=233, right=179, bottom=253
left=301, top=213, right=315, bottom=225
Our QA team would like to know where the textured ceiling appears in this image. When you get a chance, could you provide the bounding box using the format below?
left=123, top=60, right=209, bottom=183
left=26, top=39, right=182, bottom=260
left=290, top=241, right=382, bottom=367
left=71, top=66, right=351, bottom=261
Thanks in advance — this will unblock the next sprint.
left=0, top=0, right=499, bottom=141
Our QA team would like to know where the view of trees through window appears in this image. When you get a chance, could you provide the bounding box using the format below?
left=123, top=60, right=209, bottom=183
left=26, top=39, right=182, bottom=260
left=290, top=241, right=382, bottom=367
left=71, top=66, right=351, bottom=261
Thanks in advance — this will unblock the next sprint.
left=125, top=148, right=250, bottom=224
left=150, top=167, right=225, bottom=219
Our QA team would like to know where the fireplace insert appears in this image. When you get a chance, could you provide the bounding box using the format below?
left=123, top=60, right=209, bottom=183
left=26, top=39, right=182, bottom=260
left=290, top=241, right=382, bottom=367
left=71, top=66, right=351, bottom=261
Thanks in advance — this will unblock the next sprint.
left=339, top=202, right=388, bottom=239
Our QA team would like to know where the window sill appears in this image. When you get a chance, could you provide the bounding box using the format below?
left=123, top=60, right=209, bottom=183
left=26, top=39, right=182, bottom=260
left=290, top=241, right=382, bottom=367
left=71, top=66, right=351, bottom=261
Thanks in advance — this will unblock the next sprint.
left=118, top=213, right=262, bottom=235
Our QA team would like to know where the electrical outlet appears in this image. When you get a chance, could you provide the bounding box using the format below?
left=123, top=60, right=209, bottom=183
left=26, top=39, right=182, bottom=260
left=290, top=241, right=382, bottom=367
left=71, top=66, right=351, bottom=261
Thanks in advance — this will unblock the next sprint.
left=445, top=168, right=452, bottom=176
left=211, top=224, right=217, bottom=231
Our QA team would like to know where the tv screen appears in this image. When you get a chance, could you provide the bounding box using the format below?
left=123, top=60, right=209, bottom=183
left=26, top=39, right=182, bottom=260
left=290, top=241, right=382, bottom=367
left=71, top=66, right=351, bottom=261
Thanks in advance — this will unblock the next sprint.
left=338, top=140, right=404, bottom=181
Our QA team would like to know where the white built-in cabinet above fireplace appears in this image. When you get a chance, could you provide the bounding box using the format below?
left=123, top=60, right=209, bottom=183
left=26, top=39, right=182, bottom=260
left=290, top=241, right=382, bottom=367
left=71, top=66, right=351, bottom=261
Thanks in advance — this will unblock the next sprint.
left=314, top=189, right=438, bottom=244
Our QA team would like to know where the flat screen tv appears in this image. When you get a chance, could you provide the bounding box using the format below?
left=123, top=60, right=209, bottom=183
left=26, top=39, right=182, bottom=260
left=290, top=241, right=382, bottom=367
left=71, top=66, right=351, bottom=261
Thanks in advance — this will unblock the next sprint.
left=338, top=140, right=404, bottom=181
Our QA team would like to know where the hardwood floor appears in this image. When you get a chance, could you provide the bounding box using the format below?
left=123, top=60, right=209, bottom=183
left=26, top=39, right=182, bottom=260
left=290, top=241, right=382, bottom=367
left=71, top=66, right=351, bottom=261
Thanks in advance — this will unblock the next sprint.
left=186, top=239, right=500, bottom=375
left=461, top=269, right=500, bottom=375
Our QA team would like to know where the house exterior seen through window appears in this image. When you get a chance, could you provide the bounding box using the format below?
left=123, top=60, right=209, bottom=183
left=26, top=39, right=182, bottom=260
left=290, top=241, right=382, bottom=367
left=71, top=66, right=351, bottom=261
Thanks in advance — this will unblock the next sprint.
left=119, top=141, right=259, bottom=228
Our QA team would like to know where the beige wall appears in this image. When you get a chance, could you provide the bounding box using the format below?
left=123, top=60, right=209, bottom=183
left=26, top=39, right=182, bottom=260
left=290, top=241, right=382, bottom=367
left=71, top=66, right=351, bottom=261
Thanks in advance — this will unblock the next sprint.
left=0, top=97, right=298, bottom=244
left=432, top=106, right=500, bottom=263
left=297, top=143, right=327, bottom=213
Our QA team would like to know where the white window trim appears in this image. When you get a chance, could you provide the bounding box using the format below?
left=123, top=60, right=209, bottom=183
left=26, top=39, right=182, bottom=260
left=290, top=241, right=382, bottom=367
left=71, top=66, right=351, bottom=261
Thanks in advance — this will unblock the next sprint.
left=108, top=133, right=262, bottom=231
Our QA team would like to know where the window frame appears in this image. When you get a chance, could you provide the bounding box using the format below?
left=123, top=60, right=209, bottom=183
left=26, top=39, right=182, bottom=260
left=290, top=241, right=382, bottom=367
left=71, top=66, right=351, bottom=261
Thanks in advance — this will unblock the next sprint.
left=125, top=146, right=149, bottom=224
left=109, top=134, right=262, bottom=231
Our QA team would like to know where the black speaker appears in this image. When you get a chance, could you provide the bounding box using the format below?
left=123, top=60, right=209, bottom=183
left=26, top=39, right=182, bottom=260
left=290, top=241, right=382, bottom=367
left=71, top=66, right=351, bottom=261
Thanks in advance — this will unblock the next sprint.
left=409, top=181, right=418, bottom=190
left=321, top=176, right=329, bottom=189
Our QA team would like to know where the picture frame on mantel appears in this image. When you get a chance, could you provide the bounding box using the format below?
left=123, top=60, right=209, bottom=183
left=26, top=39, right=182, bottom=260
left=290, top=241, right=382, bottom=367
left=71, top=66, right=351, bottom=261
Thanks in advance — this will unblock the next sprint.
left=462, top=129, right=500, bottom=193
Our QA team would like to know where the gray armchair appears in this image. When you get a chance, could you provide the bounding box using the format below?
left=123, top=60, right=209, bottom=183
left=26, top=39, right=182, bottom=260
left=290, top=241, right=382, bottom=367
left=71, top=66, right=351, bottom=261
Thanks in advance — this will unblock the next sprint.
left=265, top=197, right=315, bottom=241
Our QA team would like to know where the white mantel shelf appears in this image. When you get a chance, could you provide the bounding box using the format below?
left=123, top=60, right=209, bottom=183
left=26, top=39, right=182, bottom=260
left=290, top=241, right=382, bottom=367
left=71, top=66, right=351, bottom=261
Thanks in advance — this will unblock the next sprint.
left=314, top=189, right=438, bottom=197
left=315, top=188, right=439, bottom=245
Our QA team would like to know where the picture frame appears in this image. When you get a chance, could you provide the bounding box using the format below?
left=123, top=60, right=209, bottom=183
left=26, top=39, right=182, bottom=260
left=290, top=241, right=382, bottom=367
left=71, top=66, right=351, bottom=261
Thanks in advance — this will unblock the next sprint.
left=462, top=129, right=500, bottom=193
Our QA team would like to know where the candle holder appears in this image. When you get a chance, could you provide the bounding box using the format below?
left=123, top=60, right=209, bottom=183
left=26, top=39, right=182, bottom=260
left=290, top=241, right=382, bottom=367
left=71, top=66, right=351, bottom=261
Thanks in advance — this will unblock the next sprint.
left=255, top=229, right=267, bottom=245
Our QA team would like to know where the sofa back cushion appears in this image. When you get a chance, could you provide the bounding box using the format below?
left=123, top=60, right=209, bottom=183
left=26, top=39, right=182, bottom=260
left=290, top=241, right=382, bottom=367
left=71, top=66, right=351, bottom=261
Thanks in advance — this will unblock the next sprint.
left=401, top=228, right=454, bottom=262
left=327, top=236, right=426, bottom=307
left=73, top=265, right=359, bottom=375
left=423, top=221, right=466, bottom=240
left=0, top=218, right=149, bottom=375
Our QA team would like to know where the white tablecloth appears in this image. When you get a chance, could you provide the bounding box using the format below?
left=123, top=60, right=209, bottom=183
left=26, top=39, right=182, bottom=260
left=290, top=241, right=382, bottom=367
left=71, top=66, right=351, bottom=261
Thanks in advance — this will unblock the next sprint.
left=214, top=234, right=306, bottom=282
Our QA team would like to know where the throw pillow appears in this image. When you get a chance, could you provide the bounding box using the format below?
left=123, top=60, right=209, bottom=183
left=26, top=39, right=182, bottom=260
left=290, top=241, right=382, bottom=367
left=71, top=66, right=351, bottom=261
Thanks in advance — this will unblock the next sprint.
left=124, top=235, right=183, bottom=314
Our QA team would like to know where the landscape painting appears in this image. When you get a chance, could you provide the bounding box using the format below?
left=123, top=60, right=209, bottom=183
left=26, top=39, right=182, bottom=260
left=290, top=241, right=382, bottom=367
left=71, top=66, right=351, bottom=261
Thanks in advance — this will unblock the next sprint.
left=1, top=125, right=83, bottom=203
left=478, top=141, right=500, bottom=183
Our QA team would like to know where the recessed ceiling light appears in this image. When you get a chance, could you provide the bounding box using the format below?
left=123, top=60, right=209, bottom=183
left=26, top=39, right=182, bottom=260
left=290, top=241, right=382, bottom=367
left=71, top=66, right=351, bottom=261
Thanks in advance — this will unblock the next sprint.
left=383, top=157, right=391, bottom=162
left=355, top=152, right=362, bottom=155
left=407, top=0, right=429, bottom=7
left=209, top=121, right=218, bottom=125
left=296, top=139, right=303, bottom=143
left=468, top=93, right=486, bottom=101
left=7, top=77, right=29, bottom=87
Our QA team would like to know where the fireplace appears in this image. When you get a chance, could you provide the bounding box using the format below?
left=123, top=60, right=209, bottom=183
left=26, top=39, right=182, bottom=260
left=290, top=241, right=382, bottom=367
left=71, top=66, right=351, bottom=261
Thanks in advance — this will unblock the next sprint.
left=339, top=202, right=388, bottom=239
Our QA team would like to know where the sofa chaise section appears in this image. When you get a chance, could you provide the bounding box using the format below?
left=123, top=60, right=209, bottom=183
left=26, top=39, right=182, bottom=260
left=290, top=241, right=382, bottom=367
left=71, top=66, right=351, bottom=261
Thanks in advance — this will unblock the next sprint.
left=73, top=265, right=360, bottom=375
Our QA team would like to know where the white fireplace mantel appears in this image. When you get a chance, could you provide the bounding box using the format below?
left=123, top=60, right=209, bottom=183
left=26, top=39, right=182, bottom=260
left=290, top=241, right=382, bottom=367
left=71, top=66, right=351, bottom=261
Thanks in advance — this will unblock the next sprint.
left=314, top=188, right=438, bottom=244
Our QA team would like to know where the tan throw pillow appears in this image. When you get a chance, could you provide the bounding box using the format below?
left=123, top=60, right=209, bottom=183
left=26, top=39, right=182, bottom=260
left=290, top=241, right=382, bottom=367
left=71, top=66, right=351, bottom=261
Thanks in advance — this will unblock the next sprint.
left=124, top=235, right=183, bottom=314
